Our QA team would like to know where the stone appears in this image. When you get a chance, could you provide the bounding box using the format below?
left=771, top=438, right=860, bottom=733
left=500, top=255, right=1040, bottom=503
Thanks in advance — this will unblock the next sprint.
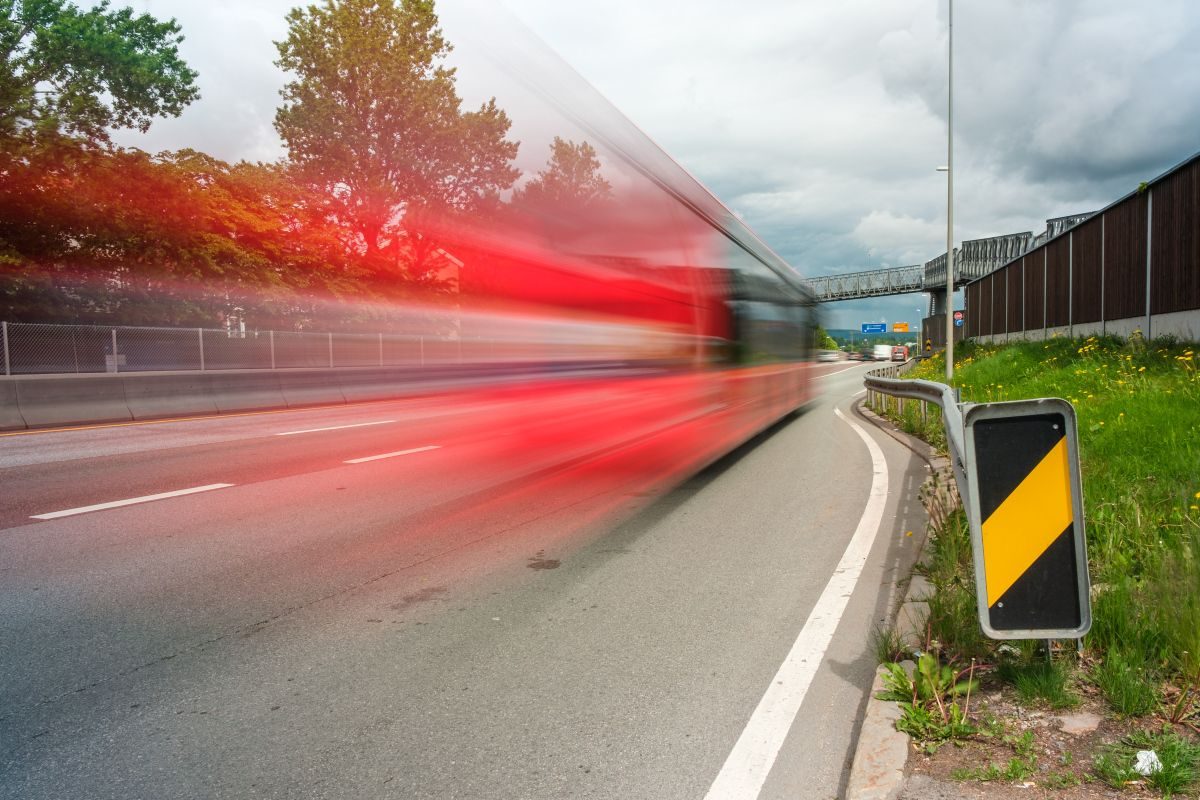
left=1053, top=711, right=1103, bottom=735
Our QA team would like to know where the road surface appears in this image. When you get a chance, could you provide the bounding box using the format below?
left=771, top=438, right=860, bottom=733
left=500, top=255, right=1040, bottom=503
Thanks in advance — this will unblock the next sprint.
left=0, top=362, right=927, bottom=799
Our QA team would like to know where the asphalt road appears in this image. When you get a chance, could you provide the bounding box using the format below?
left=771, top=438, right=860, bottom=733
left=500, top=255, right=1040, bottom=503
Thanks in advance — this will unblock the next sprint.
left=0, top=362, right=927, bottom=799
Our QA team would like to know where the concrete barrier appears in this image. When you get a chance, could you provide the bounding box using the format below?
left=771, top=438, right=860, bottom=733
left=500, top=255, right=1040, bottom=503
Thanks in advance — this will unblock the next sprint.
left=15, top=374, right=132, bottom=428
left=204, top=371, right=287, bottom=413
left=0, top=379, right=28, bottom=431
left=122, top=373, right=220, bottom=420
left=338, top=368, right=420, bottom=403
left=2, top=366, right=517, bottom=431
left=277, top=369, right=347, bottom=409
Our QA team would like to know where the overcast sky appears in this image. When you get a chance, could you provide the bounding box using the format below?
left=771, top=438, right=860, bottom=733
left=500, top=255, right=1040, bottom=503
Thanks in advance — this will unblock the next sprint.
left=129, top=0, right=1200, bottom=330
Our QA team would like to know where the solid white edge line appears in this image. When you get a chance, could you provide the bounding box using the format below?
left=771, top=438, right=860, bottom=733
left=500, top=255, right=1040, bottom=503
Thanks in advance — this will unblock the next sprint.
left=31, top=483, right=236, bottom=520
left=703, top=405, right=889, bottom=800
left=343, top=445, right=440, bottom=464
left=275, top=420, right=397, bottom=436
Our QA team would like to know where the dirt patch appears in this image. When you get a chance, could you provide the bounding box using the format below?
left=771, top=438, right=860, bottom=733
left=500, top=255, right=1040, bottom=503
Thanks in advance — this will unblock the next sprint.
left=902, top=682, right=1199, bottom=799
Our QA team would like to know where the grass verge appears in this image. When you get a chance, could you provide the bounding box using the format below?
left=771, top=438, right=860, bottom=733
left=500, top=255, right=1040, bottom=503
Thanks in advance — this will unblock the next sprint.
left=877, top=335, right=1199, bottom=722
left=871, top=334, right=1200, bottom=796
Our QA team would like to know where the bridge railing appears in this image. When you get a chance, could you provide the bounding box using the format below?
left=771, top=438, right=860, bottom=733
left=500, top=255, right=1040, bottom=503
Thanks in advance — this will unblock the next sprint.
left=806, top=264, right=923, bottom=302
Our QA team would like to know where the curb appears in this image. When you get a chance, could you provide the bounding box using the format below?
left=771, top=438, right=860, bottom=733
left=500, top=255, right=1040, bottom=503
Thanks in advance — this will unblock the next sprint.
left=845, top=400, right=954, bottom=800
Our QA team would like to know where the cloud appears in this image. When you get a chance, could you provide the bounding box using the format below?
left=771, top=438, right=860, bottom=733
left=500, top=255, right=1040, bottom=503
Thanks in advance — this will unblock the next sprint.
left=116, top=0, right=1200, bottom=331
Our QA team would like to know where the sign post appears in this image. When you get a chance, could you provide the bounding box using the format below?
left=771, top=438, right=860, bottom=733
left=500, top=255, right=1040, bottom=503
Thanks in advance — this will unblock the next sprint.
left=954, top=310, right=964, bottom=328
left=962, top=399, right=1091, bottom=639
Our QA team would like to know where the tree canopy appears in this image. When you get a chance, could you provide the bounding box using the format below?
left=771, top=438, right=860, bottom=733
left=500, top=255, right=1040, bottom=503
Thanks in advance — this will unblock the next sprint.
left=0, top=0, right=199, bottom=146
left=512, top=137, right=612, bottom=213
left=273, top=0, right=520, bottom=273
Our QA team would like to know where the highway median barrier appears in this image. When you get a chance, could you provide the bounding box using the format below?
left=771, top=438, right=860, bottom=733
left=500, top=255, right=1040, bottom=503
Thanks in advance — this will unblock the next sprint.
left=337, top=367, right=422, bottom=403
left=277, top=369, right=348, bottom=408
left=15, top=374, right=132, bottom=429
left=122, top=372, right=219, bottom=420
left=0, top=379, right=28, bottom=430
left=205, top=371, right=287, bottom=413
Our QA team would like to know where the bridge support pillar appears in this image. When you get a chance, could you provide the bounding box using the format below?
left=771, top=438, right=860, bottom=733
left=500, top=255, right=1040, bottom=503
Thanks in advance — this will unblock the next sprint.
left=928, top=289, right=949, bottom=317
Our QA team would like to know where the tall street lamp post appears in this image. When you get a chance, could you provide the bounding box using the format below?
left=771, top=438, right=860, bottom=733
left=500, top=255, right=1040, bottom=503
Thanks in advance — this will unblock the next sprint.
left=944, top=0, right=954, bottom=381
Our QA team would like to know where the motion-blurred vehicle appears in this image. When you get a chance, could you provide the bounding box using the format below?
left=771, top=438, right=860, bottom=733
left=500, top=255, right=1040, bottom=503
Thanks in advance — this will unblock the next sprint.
left=872, top=344, right=892, bottom=361
left=891, top=345, right=909, bottom=361
left=817, top=350, right=841, bottom=363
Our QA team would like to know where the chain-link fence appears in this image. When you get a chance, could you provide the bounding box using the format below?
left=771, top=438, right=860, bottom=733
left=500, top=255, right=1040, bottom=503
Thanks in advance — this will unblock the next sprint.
left=0, top=321, right=441, bottom=375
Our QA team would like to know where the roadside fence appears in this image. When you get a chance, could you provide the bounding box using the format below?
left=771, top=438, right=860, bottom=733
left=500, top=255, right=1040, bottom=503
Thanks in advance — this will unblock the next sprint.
left=0, top=321, right=442, bottom=376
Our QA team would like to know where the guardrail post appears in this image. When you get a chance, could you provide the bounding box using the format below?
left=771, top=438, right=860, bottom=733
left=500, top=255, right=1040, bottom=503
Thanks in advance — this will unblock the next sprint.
left=269, top=330, right=276, bottom=369
left=198, top=328, right=205, bottom=371
left=2, top=321, right=9, bottom=376
left=328, top=332, right=334, bottom=368
left=111, top=328, right=119, bottom=374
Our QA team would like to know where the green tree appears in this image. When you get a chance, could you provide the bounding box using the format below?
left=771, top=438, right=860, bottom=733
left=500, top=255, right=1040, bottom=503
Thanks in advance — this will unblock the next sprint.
left=814, top=325, right=837, bottom=350
left=512, top=137, right=611, bottom=212
left=273, top=0, right=519, bottom=275
left=0, top=0, right=198, bottom=146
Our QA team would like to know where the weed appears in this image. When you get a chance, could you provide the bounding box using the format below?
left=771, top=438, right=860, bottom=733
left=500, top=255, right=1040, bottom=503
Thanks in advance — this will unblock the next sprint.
left=919, top=510, right=989, bottom=661
left=879, top=653, right=978, bottom=746
left=976, top=711, right=1005, bottom=739
left=996, top=658, right=1080, bottom=709
left=1126, top=728, right=1200, bottom=797
left=1005, top=729, right=1036, bottom=760
left=1094, top=728, right=1200, bottom=797
left=870, top=623, right=906, bottom=665
left=1042, top=770, right=1082, bottom=788
left=1093, top=751, right=1137, bottom=789
left=895, top=701, right=974, bottom=747
left=952, top=756, right=1036, bottom=783
left=1094, top=649, right=1159, bottom=716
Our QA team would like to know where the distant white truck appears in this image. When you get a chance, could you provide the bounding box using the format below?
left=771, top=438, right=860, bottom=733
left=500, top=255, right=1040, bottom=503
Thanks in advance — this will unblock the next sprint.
left=872, top=344, right=893, bottom=361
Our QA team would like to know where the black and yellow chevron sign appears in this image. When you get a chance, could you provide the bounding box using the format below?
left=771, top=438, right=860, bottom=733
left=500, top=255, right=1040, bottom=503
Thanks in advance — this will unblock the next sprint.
left=965, top=401, right=1091, bottom=637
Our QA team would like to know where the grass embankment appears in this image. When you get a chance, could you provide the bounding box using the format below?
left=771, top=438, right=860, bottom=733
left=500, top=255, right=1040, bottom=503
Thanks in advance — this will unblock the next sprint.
left=875, top=336, right=1200, bottom=781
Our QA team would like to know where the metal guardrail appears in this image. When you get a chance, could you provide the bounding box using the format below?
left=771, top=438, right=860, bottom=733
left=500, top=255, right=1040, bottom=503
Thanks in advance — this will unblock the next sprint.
left=864, top=362, right=970, bottom=512
left=862, top=362, right=1094, bottom=641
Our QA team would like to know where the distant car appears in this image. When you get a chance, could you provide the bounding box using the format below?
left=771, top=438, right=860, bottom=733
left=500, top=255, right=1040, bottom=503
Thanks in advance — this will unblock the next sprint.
left=817, top=350, right=841, bottom=363
left=891, top=345, right=909, bottom=362
left=872, top=344, right=893, bottom=361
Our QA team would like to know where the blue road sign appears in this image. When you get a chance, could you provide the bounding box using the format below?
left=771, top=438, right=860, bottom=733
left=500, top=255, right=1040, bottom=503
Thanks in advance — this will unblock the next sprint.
left=955, top=318, right=964, bottom=327
left=861, top=323, right=887, bottom=334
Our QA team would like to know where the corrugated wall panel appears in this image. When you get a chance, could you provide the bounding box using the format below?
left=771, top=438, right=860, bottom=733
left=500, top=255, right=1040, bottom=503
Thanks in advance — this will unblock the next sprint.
left=964, top=281, right=974, bottom=338
left=1045, top=237, right=1071, bottom=326
left=1071, top=218, right=1103, bottom=324
left=1007, top=262, right=1023, bottom=332
left=992, top=266, right=1008, bottom=334
left=1024, top=252, right=1045, bottom=330
left=980, top=275, right=993, bottom=336
left=1103, top=193, right=1147, bottom=320
left=1150, top=159, right=1200, bottom=314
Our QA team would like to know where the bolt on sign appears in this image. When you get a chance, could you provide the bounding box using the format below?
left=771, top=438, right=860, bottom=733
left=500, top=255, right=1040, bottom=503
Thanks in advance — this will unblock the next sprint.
left=962, top=399, right=1092, bottom=639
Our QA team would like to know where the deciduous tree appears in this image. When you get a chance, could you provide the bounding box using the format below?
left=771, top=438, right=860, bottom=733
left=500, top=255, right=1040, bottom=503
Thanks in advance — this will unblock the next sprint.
left=0, top=0, right=198, bottom=146
left=273, top=0, right=519, bottom=278
left=512, top=137, right=611, bottom=213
